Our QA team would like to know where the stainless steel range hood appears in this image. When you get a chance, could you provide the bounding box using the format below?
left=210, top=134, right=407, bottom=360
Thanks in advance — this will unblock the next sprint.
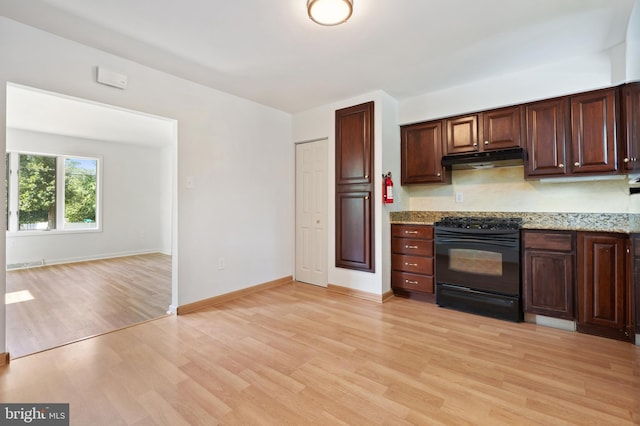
left=441, top=147, right=526, bottom=170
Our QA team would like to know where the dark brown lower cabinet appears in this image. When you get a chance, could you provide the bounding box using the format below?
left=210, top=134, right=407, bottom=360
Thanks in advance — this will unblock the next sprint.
left=335, top=191, right=373, bottom=271
left=522, top=230, right=575, bottom=320
left=391, top=224, right=435, bottom=302
left=634, top=235, right=640, bottom=335
left=577, top=232, right=632, bottom=342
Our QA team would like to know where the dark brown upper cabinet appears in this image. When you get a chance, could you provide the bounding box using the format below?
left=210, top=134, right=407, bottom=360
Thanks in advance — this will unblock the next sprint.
left=622, top=82, right=640, bottom=172
left=570, top=87, right=619, bottom=175
left=400, top=120, right=450, bottom=184
left=444, top=105, right=521, bottom=155
left=335, top=102, right=373, bottom=186
left=482, top=106, right=523, bottom=151
left=524, top=97, right=570, bottom=178
left=335, top=101, right=374, bottom=273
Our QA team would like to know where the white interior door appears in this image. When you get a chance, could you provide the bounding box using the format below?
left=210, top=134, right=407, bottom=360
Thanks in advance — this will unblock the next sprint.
left=295, top=139, right=328, bottom=286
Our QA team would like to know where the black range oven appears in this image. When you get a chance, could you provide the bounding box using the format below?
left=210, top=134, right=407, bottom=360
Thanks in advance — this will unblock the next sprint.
left=434, top=216, right=523, bottom=322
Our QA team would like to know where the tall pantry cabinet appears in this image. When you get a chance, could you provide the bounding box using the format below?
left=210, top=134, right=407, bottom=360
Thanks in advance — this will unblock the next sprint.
left=335, top=101, right=375, bottom=272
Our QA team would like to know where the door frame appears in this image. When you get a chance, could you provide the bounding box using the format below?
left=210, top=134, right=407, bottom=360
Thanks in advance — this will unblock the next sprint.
left=294, top=138, right=328, bottom=287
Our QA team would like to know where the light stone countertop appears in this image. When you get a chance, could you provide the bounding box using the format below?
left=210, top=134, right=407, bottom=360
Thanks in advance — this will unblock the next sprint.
left=389, top=211, right=640, bottom=234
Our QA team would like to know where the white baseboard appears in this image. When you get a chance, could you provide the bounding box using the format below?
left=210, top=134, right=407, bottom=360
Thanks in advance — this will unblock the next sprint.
left=7, top=249, right=170, bottom=269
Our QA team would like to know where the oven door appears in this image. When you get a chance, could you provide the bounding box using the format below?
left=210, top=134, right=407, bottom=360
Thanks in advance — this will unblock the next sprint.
left=435, top=227, right=520, bottom=296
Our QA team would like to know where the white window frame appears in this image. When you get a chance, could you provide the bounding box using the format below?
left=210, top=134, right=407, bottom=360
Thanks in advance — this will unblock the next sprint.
left=6, top=151, right=103, bottom=235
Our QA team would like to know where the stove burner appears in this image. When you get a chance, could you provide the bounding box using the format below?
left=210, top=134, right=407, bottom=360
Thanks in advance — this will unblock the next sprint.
left=435, top=216, right=522, bottom=230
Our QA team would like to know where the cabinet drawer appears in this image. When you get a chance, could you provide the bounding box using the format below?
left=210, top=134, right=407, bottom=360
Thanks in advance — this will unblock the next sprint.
left=392, top=237, right=433, bottom=256
left=392, top=271, right=434, bottom=293
left=391, top=254, right=433, bottom=275
left=392, top=225, right=433, bottom=239
left=523, top=231, right=573, bottom=251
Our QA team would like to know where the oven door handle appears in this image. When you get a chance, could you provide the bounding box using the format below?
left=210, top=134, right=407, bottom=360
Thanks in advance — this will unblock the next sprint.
left=435, top=237, right=518, bottom=248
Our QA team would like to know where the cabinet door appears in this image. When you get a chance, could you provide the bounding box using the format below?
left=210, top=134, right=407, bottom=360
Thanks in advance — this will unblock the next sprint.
left=622, top=83, right=640, bottom=171
left=577, top=232, right=629, bottom=341
left=482, top=106, right=521, bottom=151
left=570, top=88, right=619, bottom=174
left=400, top=121, right=449, bottom=184
left=523, top=250, right=575, bottom=319
left=335, top=191, right=373, bottom=271
left=335, top=101, right=374, bottom=273
left=335, top=102, right=374, bottom=185
left=445, top=114, right=478, bottom=154
left=522, top=231, right=575, bottom=320
left=634, top=235, right=640, bottom=334
left=524, top=98, right=569, bottom=178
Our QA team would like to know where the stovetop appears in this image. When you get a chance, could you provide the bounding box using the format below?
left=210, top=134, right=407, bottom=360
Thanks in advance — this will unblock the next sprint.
left=435, top=216, right=523, bottom=230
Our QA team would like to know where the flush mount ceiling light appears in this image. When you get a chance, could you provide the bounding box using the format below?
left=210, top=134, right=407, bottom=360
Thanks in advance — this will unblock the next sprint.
left=307, top=0, right=353, bottom=26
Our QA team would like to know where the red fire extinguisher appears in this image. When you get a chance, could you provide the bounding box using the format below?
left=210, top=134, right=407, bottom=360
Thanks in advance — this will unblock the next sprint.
left=383, top=172, right=394, bottom=204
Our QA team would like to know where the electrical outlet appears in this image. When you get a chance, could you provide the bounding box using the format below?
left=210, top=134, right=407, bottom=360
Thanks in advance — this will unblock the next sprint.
left=185, top=176, right=195, bottom=189
left=218, top=257, right=225, bottom=270
left=455, top=192, right=464, bottom=203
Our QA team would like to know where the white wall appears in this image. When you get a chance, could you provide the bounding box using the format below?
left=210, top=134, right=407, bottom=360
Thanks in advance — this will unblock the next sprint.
left=627, top=0, right=640, bottom=81
left=398, top=51, right=613, bottom=125
left=0, top=17, right=293, bottom=354
left=293, top=91, right=399, bottom=296
left=6, top=129, right=171, bottom=265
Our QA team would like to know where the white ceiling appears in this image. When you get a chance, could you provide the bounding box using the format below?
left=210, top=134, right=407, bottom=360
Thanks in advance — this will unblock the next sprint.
left=6, top=84, right=176, bottom=147
left=1, top=0, right=638, bottom=146
left=1, top=0, right=636, bottom=115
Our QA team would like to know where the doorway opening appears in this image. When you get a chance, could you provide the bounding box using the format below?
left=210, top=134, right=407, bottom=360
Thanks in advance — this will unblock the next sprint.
left=4, top=83, right=178, bottom=359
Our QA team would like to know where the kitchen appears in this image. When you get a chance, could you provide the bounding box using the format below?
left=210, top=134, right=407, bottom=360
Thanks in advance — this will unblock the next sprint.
left=296, top=49, right=638, bottom=325
left=324, top=83, right=640, bottom=346
left=1, top=0, right=639, bottom=355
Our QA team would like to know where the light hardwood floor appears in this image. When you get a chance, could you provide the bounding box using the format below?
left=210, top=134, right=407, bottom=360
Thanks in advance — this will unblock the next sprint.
left=5, top=253, right=172, bottom=359
left=1, top=281, right=639, bottom=425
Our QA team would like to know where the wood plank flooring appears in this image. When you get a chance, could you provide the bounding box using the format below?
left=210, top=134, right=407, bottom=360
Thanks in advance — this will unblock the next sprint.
left=5, top=253, right=172, bottom=359
left=1, top=281, right=639, bottom=425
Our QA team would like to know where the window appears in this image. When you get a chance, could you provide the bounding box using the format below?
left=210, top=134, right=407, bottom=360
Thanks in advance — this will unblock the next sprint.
left=6, top=152, right=100, bottom=233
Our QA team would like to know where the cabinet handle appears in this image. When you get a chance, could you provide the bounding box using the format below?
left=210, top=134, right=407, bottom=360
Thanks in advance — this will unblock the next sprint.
left=365, top=196, right=369, bottom=200
left=437, top=172, right=441, bottom=177
left=365, top=175, right=369, bottom=179
left=405, top=245, right=418, bottom=249
left=558, top=164, right=564, bottom=168
left=473, top=143, right=478, bottom=147
left=484, top=140, right=489, bottom=145
left=574, top=162, right=580, bottom=167
left=405, top=280, right=419, bottom=285
left=624, top=157, right=630, bottom=163
left=404, top=230, right=418, bottom=234
left=404, top=262, right=418, bottom=267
